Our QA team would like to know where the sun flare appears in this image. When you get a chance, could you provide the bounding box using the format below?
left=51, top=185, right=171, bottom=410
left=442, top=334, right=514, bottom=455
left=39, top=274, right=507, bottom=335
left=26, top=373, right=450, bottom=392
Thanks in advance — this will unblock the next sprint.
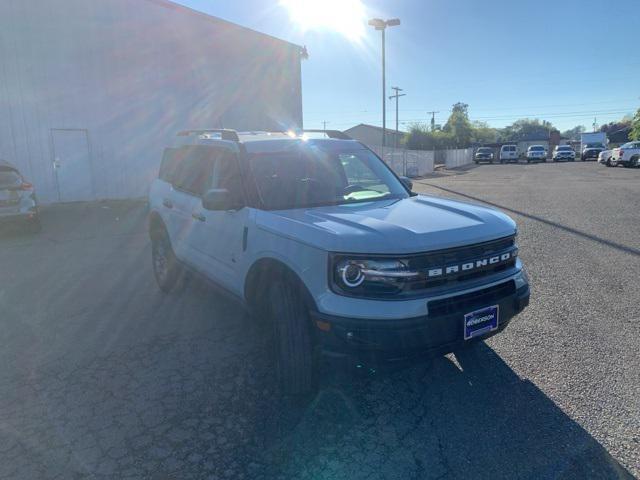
left=280, top=0, right=367, bottom=41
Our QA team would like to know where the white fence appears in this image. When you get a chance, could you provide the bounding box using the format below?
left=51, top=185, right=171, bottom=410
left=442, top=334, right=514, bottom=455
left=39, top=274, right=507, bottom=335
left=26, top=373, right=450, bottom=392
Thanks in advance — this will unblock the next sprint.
left=442, top=148, right=475, bottom=169
left=370, top=146, right=434, bottom=177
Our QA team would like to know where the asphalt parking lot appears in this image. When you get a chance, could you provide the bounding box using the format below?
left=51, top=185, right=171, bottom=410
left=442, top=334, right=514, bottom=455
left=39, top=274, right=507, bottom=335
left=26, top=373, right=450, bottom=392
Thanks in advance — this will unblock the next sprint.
left=0, top=162, right=638, bottom=479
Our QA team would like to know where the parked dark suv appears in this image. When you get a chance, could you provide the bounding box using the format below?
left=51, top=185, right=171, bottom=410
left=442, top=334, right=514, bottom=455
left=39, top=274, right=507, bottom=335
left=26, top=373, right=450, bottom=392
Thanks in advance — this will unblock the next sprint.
left=581, top=143, right=605, bottom=161
left=474, top=147, right=494, bottom=164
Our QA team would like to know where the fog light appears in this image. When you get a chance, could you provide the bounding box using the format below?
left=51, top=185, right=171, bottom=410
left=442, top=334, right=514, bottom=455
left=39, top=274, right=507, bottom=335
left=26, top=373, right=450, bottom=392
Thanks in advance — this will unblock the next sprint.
left=315, top=320, right=331, bottom=332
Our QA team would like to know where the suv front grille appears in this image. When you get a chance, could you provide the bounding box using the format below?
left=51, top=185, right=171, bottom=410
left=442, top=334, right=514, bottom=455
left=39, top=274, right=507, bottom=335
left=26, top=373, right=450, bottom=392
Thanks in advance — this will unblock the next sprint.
left=403, top=235, right=517, bottom=292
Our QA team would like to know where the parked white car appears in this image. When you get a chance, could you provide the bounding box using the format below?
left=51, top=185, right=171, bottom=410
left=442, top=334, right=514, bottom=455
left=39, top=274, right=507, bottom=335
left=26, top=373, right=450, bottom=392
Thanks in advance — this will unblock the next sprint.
left=599, top=149, right=613, bottom=166
left=526, top=145, right=547, bottom=163
left=610, top=141, right=640, bottom=168
left=499, top=145, right=519, bottom=163
left=552, top=145, right=575, bottom=162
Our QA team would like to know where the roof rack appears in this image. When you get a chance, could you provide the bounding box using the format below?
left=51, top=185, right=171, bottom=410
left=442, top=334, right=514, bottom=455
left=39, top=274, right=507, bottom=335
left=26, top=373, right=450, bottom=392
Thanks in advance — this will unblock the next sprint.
left=302, top=129, right=352, bottom=140
left=176, top=129, right=239, bottom=142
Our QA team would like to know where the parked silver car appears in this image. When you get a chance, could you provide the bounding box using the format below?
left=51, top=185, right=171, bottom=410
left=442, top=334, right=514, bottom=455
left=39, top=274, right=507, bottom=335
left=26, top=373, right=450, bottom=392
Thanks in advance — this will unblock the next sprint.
left=0, top=161, right=41, bottom=232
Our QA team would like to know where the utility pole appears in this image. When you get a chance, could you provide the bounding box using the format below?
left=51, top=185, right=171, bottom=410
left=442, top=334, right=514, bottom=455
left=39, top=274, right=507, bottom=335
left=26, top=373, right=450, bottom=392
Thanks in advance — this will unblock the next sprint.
left=322, top=120, right=329, bottom=137
left=427, top=111, right=440, bottom=131
left=389, top=87, right=406, bottom=148
left=593, top=117, right=598, bottom=132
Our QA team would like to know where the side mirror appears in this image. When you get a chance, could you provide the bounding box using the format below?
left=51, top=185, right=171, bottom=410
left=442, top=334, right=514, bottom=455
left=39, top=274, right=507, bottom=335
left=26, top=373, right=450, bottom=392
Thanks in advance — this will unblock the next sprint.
left=400, top=176, right=413, bottom=191
left=202, top=189, right=234, bottom=211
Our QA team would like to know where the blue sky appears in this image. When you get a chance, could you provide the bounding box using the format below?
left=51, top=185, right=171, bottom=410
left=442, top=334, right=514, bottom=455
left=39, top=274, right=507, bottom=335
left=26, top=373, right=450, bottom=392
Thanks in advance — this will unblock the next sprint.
left=176, top=0, right=639, bottom=132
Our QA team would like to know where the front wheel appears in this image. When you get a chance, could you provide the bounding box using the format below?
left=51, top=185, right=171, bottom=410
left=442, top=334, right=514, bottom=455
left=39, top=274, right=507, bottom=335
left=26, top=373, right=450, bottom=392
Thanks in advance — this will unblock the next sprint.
left=268, top=279, right=317, bottom=396
left=151, top=231, right=181, bottom=293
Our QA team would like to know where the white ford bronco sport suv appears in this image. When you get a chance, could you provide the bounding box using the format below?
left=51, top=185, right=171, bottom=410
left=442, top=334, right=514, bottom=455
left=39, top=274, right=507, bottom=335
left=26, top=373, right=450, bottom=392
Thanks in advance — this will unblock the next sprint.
left=148, top=129, right=530, bottom=394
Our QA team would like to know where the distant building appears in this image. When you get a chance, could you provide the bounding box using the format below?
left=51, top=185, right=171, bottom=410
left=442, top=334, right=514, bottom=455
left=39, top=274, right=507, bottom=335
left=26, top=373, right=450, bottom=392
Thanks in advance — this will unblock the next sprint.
left=344, top=124, right=406, bottom=148
left=0, top=0, right=304, bottom=203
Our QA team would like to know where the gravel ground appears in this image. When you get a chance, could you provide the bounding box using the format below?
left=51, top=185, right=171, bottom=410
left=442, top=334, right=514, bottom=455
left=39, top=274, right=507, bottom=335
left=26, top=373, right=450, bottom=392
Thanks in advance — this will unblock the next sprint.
left=0, top=161, right=638, bottom=479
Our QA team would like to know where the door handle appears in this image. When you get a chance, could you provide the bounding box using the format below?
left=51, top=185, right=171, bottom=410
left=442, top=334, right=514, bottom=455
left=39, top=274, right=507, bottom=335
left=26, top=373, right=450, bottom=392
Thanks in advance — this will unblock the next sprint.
left=192, top=212, right=205, bottom=222
left=162, top=198, right=173, bottom=209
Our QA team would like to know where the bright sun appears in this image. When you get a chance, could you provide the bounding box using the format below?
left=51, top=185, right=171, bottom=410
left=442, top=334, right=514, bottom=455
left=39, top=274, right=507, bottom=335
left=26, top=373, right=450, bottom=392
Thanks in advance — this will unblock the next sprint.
left=280, top=0, right=367, bottom=41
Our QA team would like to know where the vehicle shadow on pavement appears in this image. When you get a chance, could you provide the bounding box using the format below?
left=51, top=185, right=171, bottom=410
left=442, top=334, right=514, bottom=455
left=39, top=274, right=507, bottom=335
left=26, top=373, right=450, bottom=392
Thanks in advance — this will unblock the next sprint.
left=257, top=343, right=634, bottom=480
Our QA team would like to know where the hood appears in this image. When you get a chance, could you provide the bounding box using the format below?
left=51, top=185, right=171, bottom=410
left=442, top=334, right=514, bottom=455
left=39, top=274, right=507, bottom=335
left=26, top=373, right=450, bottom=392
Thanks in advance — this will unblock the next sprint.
left=256, top=195, right=516, bottom=254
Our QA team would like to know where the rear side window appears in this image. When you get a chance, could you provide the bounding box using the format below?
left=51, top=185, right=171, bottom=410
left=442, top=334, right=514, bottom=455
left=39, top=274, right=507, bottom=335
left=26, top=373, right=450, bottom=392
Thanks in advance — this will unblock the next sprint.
left=159, top=148, right=180, bottom=182
left=172, top=146, right=215, bottom=197
left=212, top=151, right=244, bottom=205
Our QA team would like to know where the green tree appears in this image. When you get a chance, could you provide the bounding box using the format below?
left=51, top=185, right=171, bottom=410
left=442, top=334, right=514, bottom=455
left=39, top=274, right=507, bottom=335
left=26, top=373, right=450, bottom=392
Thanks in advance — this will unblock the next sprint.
left=472, top=121, right=499, bottom=144
left=561, top=125, right=585, bottom=140
left=443, top=102, right=473, bottom=148
left=630, top=108, right=640, bottom=141
left=404, top=123, right=454, bottom=150
left=500, top=118, right=558, bottom=142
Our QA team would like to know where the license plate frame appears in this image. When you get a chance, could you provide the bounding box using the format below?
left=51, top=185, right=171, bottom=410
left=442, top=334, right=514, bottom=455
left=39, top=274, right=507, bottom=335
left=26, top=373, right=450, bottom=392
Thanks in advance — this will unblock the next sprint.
left=464, top=305, right=499, bottom=340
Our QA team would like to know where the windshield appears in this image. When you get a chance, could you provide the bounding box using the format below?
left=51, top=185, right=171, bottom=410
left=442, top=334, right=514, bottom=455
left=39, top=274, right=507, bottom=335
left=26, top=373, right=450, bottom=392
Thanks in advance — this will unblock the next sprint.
left=557, top=146, right=572, bottom=151
left=477, top=148, right=491, bottom=153
left=530, top=146, right=544, bottom=151
left=585, top=143, right=603, bottom=149
left=248, top=146, right=408, bottom=210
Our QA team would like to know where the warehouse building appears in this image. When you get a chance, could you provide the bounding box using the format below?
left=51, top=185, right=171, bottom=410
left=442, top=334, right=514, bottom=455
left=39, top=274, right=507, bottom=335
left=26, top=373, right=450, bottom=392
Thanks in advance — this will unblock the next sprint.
left=0, top=0, right=304, bottom=203
left=344, top=124, right=407, bottom=149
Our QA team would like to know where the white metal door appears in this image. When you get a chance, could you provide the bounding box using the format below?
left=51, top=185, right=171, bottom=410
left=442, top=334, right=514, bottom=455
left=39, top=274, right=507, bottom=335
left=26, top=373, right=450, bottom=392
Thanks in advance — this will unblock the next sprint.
left=51, top=129, right=94, bottom=202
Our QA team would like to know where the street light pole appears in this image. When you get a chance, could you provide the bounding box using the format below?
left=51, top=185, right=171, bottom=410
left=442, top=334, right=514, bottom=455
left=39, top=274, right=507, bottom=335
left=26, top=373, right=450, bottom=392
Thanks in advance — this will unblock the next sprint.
left=369, top=18, right=400, bottom=148
left=382, top=27, right=386, bottom=147
left=389, top=87, right=406, bottom=148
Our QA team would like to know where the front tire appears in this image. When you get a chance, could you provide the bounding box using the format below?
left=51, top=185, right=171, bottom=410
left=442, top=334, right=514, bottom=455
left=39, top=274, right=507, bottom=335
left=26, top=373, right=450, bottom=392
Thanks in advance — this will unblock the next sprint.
left=268, top=279, right=317, bottom=396
left=151, top=230, right=181, bottom=293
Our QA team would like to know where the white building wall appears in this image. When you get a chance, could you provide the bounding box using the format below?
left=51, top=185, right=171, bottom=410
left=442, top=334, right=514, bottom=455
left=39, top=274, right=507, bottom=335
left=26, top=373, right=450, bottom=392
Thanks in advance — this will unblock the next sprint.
left=443, top=148, right=474, bottom=168
left=0, top=0, right=303, bottom=203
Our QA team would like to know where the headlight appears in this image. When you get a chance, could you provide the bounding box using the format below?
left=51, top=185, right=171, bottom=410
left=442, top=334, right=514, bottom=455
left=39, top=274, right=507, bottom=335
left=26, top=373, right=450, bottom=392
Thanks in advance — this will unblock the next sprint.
left=331, top=256, right=419, bottom=297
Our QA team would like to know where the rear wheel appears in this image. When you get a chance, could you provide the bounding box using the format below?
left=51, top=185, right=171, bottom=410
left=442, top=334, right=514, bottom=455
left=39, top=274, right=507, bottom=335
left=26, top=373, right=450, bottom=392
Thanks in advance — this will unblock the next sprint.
left=151, top=230, right=181, bottom=293
left=268, top=278, right=317, bottom=396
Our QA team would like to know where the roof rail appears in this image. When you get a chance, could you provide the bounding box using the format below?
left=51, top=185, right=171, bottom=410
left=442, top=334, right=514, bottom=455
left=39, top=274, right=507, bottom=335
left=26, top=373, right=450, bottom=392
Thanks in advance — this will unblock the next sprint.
left=176, top=129, right=239, bottom=142
left=302, top=129, right=352, bottom=140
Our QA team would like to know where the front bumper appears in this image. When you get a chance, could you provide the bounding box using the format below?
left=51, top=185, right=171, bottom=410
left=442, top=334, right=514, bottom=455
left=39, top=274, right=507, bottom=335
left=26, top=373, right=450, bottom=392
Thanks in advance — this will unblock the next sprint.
left=312, top=281, right=530, bottom=363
